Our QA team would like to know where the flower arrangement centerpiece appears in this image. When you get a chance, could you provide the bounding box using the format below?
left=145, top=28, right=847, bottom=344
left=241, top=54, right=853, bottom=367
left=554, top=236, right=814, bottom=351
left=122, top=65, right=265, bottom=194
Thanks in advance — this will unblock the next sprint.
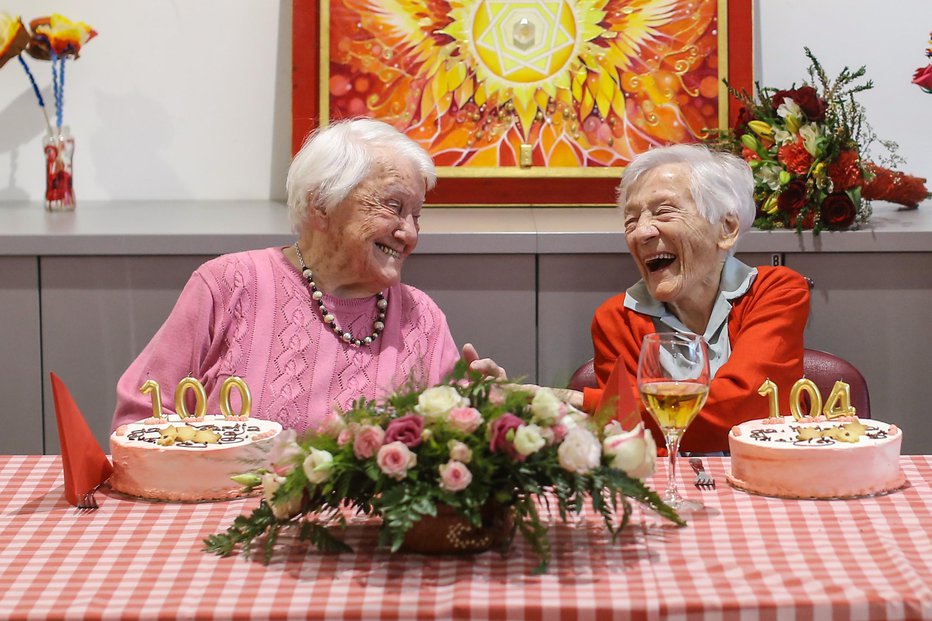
left=912, top=31, right=932, bottom=94
left=708, top=48, right=929, bottom=234
left=205, top=363, right=682, bottom=573
left=0, top=12, right=96, bottom=210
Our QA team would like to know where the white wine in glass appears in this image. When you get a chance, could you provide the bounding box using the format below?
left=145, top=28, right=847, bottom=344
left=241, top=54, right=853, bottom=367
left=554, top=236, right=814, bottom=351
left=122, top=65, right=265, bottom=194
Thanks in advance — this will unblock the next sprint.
left=637, top=333, right=710, bottom=512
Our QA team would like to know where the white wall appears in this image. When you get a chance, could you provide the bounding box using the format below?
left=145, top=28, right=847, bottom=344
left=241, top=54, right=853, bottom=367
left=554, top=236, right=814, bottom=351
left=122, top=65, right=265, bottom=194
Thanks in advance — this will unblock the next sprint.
left=0, top=0, right=292, bottom=202
left=1, top=0, right=929, bottom=203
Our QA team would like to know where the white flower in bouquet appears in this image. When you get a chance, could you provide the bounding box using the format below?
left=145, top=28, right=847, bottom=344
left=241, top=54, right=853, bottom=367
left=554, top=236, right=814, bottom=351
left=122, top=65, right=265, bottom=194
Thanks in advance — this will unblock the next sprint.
left=530, top=388, right=565, bottom=424
left=416, top=385, right=468, bottom=418
left=602, top=423, right=657, bottom=480
left=557, top=427, right=601, bottom=474
left=513, top=423, right=546, bottom=457
left=302, top=448, right=334, bottom=484
left=261, top=473, right=302, bottom=520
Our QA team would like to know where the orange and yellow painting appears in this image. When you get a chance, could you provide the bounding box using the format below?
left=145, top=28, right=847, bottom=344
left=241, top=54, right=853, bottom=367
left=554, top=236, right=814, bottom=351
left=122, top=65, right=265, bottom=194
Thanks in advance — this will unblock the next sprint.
left=322, top=0, right=727, bottom=174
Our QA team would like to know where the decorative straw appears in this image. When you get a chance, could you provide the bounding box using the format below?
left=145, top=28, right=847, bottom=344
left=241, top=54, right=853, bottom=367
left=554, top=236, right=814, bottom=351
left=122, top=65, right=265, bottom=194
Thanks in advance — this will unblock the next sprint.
left=17, top=55, right=53, bottom=134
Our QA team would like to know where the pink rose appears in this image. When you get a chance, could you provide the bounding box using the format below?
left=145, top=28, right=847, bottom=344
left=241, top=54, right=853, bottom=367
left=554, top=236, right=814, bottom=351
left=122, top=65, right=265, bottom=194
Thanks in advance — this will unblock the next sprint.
left=384, top=414, right=425, bottom=448
left=438, top=460, right=472, bottom=492
left=447, top=407, right=482, bottom=434
left=447, top=440, right=472, bottom=463
left=376, top=441, right=417, bottom=480
left=602, top=423, right=657, bottom=480
left=489, top=412, right=524, bottom=458
left=337, top=428, right=353, bottom=447
left=353, top=424, right=385, bottom=459
left=319, top=412, right=346, bottom=438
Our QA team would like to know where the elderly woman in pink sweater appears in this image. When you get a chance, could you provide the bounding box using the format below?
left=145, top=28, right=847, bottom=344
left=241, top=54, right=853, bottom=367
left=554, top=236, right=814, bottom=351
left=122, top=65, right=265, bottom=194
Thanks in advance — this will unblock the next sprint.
left=113, top=119, right=501, bottom=434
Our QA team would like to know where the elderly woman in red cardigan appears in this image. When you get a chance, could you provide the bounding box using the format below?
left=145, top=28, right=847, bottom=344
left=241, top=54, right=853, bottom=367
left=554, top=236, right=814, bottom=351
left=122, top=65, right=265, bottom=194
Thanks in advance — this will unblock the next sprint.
left=565, top=144, right=810, bottom=453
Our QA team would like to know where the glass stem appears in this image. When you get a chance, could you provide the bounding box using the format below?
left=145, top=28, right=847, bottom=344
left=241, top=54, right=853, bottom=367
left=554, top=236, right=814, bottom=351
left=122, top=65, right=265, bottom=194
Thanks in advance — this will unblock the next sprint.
left=665, top=430, right=684, bottom=501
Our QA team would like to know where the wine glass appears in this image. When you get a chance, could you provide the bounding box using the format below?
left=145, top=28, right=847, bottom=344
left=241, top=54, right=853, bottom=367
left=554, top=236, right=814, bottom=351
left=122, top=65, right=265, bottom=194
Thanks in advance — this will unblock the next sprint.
left=637, top=332, right=710, bottom=513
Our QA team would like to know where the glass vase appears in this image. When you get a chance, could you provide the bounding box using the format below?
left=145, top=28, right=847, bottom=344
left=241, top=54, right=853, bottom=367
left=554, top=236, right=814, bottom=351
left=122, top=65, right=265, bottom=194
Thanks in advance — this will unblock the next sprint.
left=43, top=126, right=76, bottom=211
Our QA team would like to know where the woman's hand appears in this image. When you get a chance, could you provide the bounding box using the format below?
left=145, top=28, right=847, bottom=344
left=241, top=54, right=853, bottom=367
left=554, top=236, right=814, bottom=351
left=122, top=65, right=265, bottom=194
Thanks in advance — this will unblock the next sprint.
left=461, top=343, right=507, bottom=380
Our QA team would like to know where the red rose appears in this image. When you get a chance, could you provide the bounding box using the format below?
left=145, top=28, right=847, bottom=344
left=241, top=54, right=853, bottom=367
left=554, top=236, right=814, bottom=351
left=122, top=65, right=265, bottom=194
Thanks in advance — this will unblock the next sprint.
left=489, top=412, right=524, bottom=459
left=777, top=138, right=813, bottom=175
left=827, top=150, right=863, bottom=191
left=772, top=86, right=826, bottom=122
left=777, top=179, right=809, bottom=214
left=820, top=193, right=857, bottom=229
left=383, top=415, right=424, bottom=448
left=912, top=64, right=932, bottom=92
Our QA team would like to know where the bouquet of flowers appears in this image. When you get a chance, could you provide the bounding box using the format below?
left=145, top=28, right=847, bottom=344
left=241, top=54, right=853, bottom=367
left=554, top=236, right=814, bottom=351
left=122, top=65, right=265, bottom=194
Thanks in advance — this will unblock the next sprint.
left=708, top=48, right=929, bottom=234
left=205, top=363, right=682, bottom=573
left=0, top=12, right=97, bottom=133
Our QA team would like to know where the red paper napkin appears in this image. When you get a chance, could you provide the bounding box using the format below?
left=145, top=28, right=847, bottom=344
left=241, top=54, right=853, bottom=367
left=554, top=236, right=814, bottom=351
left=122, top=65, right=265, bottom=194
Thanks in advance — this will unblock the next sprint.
left=50, top=372, right=113, bottom=505
left=596, top=358, right=643, bottom=431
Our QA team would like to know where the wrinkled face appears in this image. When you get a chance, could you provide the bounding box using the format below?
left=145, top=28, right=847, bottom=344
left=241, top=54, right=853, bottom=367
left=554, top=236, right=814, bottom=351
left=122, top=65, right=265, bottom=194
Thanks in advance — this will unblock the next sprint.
left=622, top=163, right=727, bottom=306
left=325, top=155, right=425, bottom=295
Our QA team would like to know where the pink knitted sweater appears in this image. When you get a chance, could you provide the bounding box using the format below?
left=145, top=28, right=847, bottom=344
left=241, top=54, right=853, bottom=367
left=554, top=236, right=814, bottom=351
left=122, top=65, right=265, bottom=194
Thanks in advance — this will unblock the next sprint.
left=112, top=247, right=459, bottom=434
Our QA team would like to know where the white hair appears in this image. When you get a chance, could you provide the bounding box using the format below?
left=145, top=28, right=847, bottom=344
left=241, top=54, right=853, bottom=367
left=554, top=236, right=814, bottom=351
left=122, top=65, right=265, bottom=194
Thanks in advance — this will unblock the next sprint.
left=616, top=144, right=756, bottom=247
left=286, top=118, right=437, bottom=231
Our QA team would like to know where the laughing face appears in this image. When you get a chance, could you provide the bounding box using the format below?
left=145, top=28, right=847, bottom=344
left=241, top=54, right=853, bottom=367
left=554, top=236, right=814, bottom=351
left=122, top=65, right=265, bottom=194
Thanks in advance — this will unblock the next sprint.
left=317, top=155, right=425, bottom=297
left=623, top=163, right=737, bottom=322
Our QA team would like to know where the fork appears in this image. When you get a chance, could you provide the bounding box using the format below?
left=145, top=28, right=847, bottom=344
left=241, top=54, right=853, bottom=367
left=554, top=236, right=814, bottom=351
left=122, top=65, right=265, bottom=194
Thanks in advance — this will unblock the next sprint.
left=689, top=458, right=715, bottom=489
left=76, top=488, right=100, bottom=511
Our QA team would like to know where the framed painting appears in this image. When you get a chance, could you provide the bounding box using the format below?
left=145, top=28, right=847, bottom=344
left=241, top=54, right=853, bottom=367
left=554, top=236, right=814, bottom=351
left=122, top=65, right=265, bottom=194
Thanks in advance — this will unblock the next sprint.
left=293, top=0, right=753, bottom=206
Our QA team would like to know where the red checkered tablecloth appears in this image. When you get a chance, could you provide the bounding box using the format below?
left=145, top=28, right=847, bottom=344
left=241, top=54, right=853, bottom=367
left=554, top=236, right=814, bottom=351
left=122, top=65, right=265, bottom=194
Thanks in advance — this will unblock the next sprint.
left=1, top=455, right=930, bottom=620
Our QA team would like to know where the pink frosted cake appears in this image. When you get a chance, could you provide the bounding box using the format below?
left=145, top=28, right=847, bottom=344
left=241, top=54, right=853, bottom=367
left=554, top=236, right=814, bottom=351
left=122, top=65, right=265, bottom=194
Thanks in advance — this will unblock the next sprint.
left=109, top=414, right=282, bottom=502
left=727, top=417, right=905, bottom=499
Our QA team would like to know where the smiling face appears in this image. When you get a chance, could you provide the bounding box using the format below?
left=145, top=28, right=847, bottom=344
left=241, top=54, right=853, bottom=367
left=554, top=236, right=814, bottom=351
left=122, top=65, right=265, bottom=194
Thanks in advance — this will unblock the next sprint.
left=312, top=154, right=425, bottom=297
left=623, top=163, right=737, bottom=326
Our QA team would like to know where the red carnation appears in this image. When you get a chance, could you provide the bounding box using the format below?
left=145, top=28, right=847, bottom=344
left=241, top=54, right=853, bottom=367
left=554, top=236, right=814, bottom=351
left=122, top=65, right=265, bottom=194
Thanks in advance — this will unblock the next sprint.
left=777, top=138, right=813, bottom=175
left=820, top=193, right=857, bottom=229
left=772, top=86, right=826, bottom=122
left=827, top=150, right=863, bottom=192
left=777, top=179, right=809, bottom=214
left=489, top=412, right=524, bottom=460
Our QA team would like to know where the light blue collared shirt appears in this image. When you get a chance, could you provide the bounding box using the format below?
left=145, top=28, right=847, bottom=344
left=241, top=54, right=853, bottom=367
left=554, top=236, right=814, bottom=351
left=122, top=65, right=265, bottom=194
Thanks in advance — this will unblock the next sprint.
left=622, top=256, right=757, bottom=378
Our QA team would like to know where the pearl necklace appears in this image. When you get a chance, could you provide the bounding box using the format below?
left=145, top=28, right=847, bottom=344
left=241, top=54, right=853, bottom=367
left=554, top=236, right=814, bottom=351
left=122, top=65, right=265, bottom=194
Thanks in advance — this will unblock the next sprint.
left=293, top=243, right=387, bottom=346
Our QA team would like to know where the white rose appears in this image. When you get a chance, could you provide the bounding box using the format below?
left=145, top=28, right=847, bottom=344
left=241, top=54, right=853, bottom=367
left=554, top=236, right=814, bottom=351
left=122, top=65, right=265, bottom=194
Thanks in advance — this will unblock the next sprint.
left=602, top=423, right=657, bottom=480
left=513, top=424, right=546, bottom=456
left=530, top=388, right=564, bottom=424
left=557, top=427, right=601, bottom=474
left=261, top=473, right=303, bottom=520
left=415, top=386, right=468, bottom=419
left=302, top=448, right=334, bottom=484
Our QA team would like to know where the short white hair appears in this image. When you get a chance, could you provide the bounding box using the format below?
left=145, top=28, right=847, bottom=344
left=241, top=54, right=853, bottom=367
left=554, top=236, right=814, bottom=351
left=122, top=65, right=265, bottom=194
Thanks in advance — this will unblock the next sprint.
left=286, top=118, right=437, bottom=231
left=616, top=144, right=756, bottom=244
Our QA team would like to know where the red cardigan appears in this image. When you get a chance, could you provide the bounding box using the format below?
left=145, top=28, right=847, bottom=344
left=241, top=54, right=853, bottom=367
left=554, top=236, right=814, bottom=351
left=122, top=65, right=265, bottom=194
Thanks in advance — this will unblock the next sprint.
left=582, top=265, right=810, bottom=453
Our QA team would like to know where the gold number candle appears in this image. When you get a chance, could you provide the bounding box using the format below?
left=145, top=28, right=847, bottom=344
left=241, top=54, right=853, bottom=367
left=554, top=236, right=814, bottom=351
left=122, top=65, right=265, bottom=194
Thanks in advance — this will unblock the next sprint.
left=789, top=378, right=822, bottom=420
left=174, top=377, right=207, bottom=418
left=757, top=379, right=780, bottom=418
left=219, top=376, right=252, bottom=418
left=139, top=379, right=163, bottom=419
left=823, top=380, right=856, bottom=419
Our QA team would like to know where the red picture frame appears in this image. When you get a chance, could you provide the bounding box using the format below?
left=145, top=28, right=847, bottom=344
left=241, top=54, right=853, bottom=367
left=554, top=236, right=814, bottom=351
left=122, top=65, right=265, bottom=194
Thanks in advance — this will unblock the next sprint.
left=293, top=0, right=753, bottom=206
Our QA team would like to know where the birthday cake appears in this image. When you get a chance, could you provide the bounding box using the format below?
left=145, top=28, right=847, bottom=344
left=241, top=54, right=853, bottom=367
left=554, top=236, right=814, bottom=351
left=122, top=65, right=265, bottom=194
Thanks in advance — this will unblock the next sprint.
left=109, top=414, right=282, bottom=502
left=727, top=416, right=905, bottom=499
